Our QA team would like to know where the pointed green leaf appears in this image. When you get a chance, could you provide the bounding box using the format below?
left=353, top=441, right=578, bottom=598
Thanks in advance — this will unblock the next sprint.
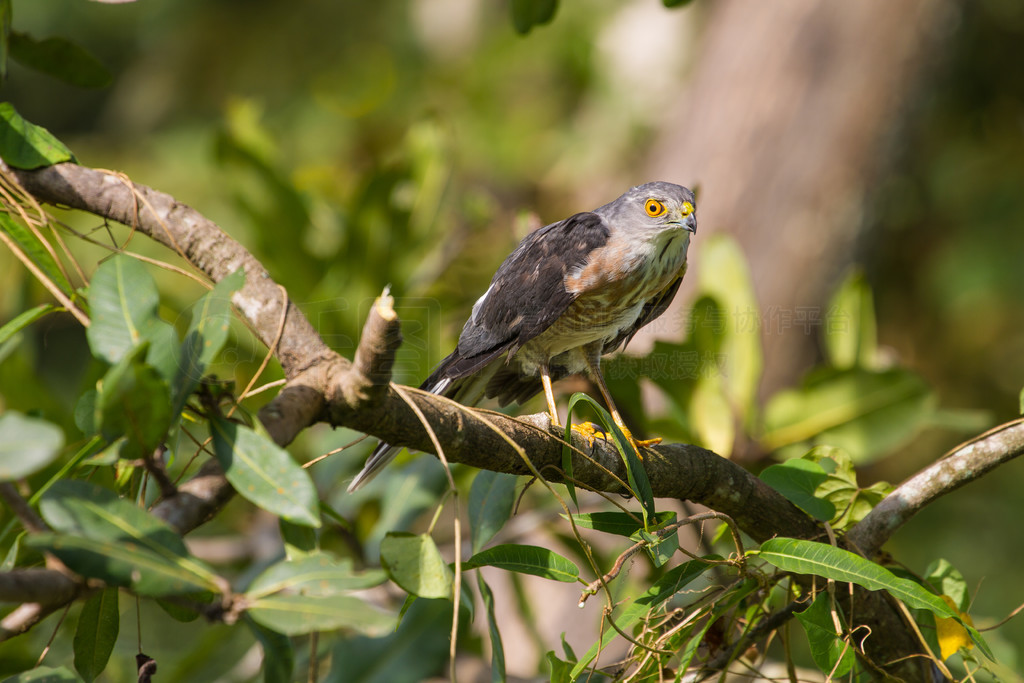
left=39, top=480, right=220, bottom=591
left=565, top=393, right=655, bottom=524
left=697, top=235, right=763, bottom=424
left=247, top=593, right=394, bottom=636
left=469, top=470, right=517, bottom=553
left=94, top=343, right=173, bottom=459
left=562, top=510, right=673, bottom=538
left=759, top=458, right=835, bottom=521
left=86, top=256, right=165, bottom=364
left=9, top=32, right=112, bottom=89
left=691, top=374, right=734, bottom=455
left=477, top=574, right=506, bottom=683
left=758, top=538, right=991, bottom=657
left=380, top=531, right=453, bottom=598
left=244, top=616, right=294, bottom=683
left=465, top=544, right=578, bottom=583
left=803, top=447, right=892, bottom=528
left=759, top=538, right=954, bottom=615
left=172, top=270, right=243, bottom=417
left=0, top=411, right=64, bottom=480
left=209, top=416, right=321, bottom=528
left=0, top=102, right=75, bottom=168
left=0, top=304, right=55, bottom=345
left=0, top=214, right=72, bottom=296
left=795, top=592, right=855, bottom=677
left=825, top=270, right=878, bottom=370
left=73, top=588, right=119, bottom=683
left=27, top=532, right=217, bottom=596
left=246, top=552, right=386, bottom=600
left=925, top=559, right=969, bottom=612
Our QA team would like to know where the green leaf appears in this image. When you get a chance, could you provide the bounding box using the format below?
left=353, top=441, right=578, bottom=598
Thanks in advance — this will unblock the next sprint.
left=795, top=592, right=856, bottom=677
left=757, top=538, right=991, bottom=657
left=465, top=544, right=579, bottom=583
left=662, top=0, right=695, bottom=6
left=691, top=373, right=734, bottom=455
left=1019, top=386, right=1024, bottom=415
left=73, top=588, right=119, bottom=683
left=825, top=270, right=878, bottom=370
left=0, top=304, right=56, bottom=345
left=469, top=470, right=517, bottom=554
left=0, top=102, right=75, bottom=168
left=1, top=666, right=80, bottom=682
left=761, top=367, right=934, bottom=463
left=280, top=519, right=318, bottom=558
left=380, top=531, right=453, bottom=598
left=477, top=574, right=506, bottom=683
left=172, top=270, right=243, bottom=417
left=0, top=411, right=64, bottom=481
left=9, top=32, right=112, bottom=89
left=94, top=343, right=173, bottom=459
left=565, top=393, right=655, bottom=525
left=546, top=650, right=573, bottom=683
left=28, top=532, right=217, bottom=596
left=246, top=552, right=386, bottom=599
left=326, top=598, right=451, bottom=683
left=1, top=533, right=21, bottom=570
left=244, top=616, right=294, bottom=683
left=925, top=558, right=969, bottom=612
left=85, top=255, right=164, bottom=364
left=0, top=214, right=73, bottom=296
left=635, top=514, right=679, bottom=568
left=209, top=416, right=321, bottom=528
left=696, top=235, right=764, bottom=425
left=562, top=510, right=673, bottom=538
left=247, top=593, right=394, bottom=636
left=803, top=447, right=892, bottom=528
left=38, top=480, right=221, bottom=593
left=759, top=459, right=836, bottom=521
left=510, top=0, right=558, bottom=35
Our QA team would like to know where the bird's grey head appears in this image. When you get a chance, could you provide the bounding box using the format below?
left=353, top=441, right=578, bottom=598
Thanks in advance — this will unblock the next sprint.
left=595, top=181, right=697, bottom=236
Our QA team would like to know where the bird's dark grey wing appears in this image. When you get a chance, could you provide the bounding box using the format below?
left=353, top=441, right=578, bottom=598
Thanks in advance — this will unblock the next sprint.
left=347, top=212, right=609, bottom=492
left=436, top=211, right=611, bottom=380
left=605, top=267, right=686, bottom=353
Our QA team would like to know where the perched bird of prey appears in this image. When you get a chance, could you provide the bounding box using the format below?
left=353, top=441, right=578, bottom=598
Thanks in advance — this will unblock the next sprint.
left=349, top=181, right=696, bottom=491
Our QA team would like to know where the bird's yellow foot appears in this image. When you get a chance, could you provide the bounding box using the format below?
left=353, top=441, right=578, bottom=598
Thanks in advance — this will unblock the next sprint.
left=570, top=421, right=607, bottom=447
left=570, top=422, right=661, bottom=458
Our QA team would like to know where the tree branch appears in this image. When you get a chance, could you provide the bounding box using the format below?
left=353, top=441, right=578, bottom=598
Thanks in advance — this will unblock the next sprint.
left=2, top=161, right=981, bottom=678
left=846, top=419, right=1024, bottom=558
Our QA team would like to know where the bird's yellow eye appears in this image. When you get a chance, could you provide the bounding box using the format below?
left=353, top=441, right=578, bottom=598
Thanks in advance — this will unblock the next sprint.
left=680, top=201, right=694, bottom=216
left=644, top=199, right=666, bottom=217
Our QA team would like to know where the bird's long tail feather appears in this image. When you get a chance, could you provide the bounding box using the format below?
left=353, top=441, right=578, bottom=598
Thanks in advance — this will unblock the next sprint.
left=346, top=373, right=456, bottom=492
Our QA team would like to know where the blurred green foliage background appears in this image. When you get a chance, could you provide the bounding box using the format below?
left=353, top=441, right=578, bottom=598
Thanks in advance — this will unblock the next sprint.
left=1, top=0, right=1023, bottom=678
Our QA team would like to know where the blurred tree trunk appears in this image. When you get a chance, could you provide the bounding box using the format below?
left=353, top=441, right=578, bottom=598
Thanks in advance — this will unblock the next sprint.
left=644, top=0, right=954, bottom=401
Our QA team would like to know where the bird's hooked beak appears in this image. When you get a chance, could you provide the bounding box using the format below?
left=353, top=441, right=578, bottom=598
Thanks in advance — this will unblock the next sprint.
left=682, top=212, right=697, bottom=234
left=671, top=202, right=697, bottom=233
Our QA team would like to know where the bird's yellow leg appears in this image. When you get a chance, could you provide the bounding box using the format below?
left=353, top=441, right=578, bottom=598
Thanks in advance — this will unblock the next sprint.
left=540, top=364, right=561, bottom=426
left=583, top=354, right=661, bottom=457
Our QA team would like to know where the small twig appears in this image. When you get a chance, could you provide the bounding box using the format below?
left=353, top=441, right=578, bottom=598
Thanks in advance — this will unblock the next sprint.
left=143, top=446, right=178, bottom=501
left=848, top=418, right=1024, bottom=557
left=0, top=483, right=48, bottom=533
